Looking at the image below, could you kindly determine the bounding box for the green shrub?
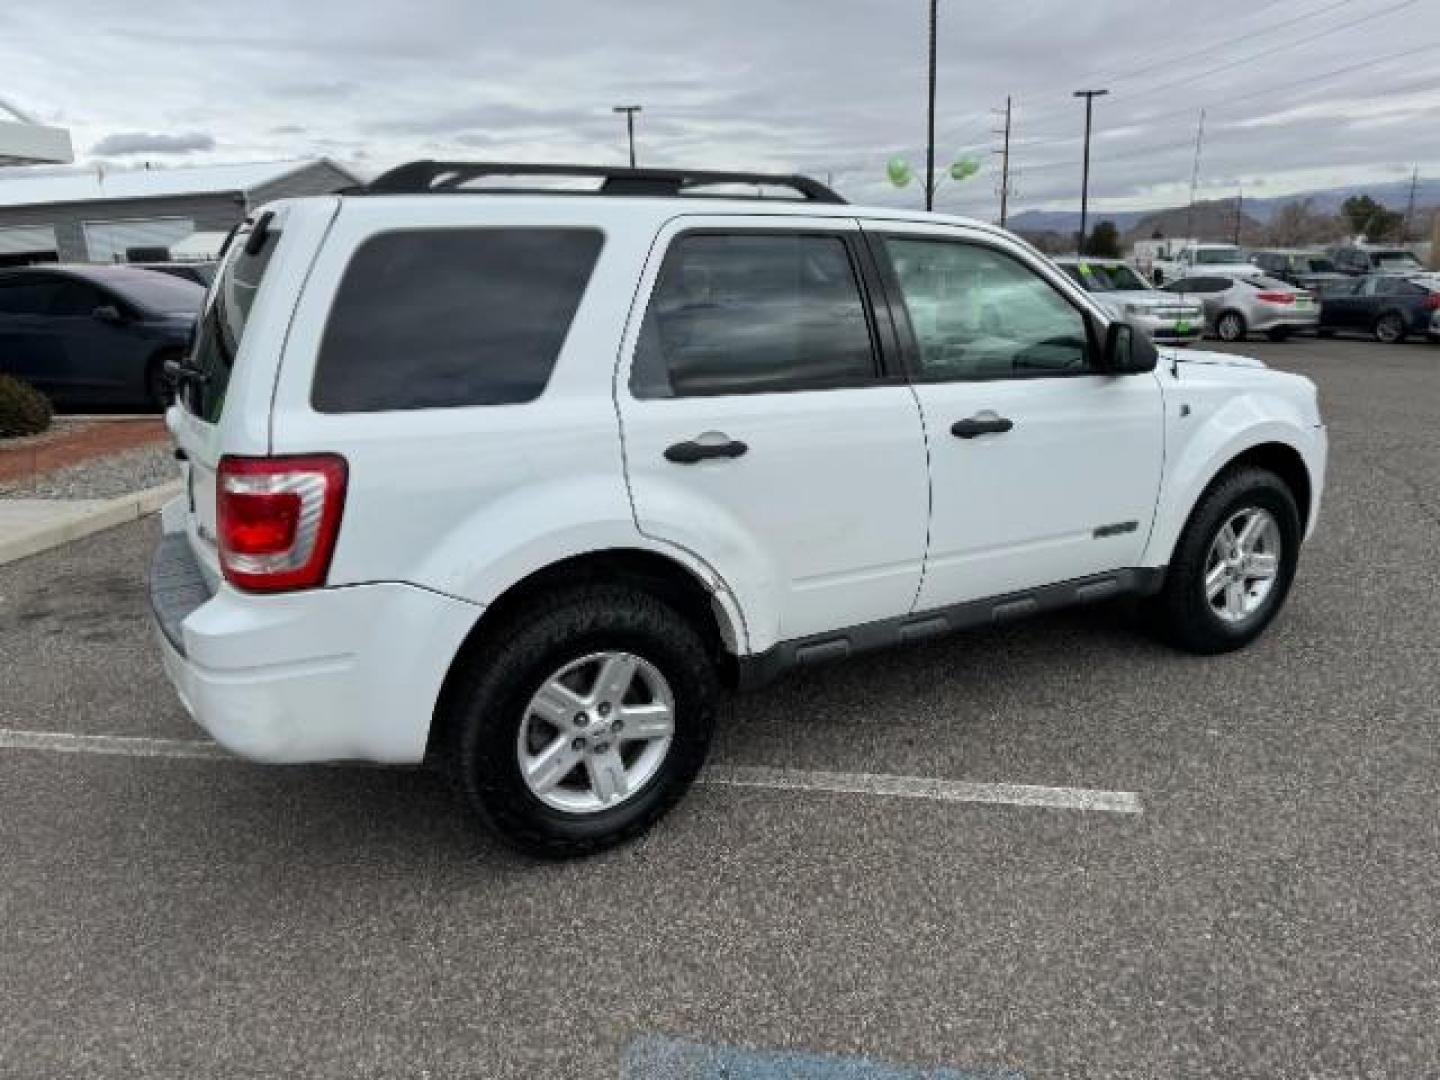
[0,374,53,438]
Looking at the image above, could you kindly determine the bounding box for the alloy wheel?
[1203,507,1282,624]
[516,651,675,814]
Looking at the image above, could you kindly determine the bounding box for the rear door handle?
[664,435,749,464]
[951,416,1014,439]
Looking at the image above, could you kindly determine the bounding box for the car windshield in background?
[1194,249,1245,265]
[1065,263,1149,292]
[109,271,205,315]
[1304,257,1336,273]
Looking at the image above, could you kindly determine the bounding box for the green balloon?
[949,157,980,181]
[886,157,913,188]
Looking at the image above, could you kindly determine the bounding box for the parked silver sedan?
[1163,273,1319,342]
[1054,257,1204,345]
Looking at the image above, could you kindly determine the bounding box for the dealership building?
[0,158,356,267]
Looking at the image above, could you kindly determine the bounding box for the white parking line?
[0,729,1142,815]
[705,765,1142,814]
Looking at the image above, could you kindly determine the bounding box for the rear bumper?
[149,507,481,764]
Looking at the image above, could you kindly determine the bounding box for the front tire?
[442,584,720,858]
[1216,311,1247,342]
[1148,467,1301,654]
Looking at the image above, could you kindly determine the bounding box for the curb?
[0,479,183,567]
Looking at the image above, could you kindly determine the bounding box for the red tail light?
[1255,291,1294,305]
[1423,293,1440,311]
[217,455,347,593]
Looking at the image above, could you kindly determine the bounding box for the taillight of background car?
[217,455,347,592]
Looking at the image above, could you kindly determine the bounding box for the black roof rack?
[360,160,846,204]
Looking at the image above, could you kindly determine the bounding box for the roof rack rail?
[360,160,846,204]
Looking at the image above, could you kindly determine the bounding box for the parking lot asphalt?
[1,337,1437,1078]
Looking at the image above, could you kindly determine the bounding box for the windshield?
[1374,251,1423,270]
[1303,256,1336,273]
[1194,247,1245,265]
[1064,262,1150,292]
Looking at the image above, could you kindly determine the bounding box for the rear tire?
[442,584,721,858]
[1216,311,1247,342]
[1148,467,1301,655]
[1374,312,1406,345]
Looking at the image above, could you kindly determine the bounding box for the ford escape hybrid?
[151,161,1327,857]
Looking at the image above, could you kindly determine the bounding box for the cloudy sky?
[2,0,1437,216]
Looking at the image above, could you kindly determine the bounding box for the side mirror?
[1100,320,1158,375]
[92,304,123,323]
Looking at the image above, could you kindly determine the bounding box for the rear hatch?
[168,199,337,583]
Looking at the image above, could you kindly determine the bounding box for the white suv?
[151,162,1327,857]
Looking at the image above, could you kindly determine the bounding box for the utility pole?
[992,95,1013,227]
[612,105,642,167]
[925,0,938,211]
[1185,108,1206,241]
[1403,165,1419,241]
[1073,89,1107,252]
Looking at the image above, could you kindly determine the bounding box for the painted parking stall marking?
[622,1035,1025,1079]
[0,729,1142,815]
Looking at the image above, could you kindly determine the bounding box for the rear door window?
[629,232,877,398]
[184,224,282,423]
[312,228,603,413]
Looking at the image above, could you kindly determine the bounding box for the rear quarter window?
[312,228,603,413]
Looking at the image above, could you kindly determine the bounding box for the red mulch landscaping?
[0,418,168,485]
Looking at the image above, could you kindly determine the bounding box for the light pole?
[925,0,938,211]
[612,105,642,168]
[1073,88,1107,252]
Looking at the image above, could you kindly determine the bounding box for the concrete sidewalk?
[0,480,180,566]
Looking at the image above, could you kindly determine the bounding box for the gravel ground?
[0,441,177,500]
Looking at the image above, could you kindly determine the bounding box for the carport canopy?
[0,99,73,165]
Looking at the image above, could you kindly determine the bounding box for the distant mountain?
[1009,177,1440,238]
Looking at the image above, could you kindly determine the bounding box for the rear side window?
[312,228,603,413]
[629,233,876,398]
[185,226,281,423]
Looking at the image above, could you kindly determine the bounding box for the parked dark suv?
[0,265,203,409]
[1327,244,1426,277]
[1318,273,1440,344]
[1250,249,1348,292]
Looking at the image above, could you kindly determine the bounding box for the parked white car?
[1054,256,1204,344]
[151,162,1328,856]
[1152,243,1259,287]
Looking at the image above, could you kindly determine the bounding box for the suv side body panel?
[613,214,932,653]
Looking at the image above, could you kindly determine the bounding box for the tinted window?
[630,233,875,398]
[1173,276,1229,293]
[185,224,283,423]
[0,280,48,315]
[109,271,204,314]
[1376,277,1423,297]
[885,238,1091,380]
[1243,275,1292,292]
[46,281,106,317]
[314,228,603,412]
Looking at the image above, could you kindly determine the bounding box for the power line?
[1101,0,1356,87]
[1140,0,1420,100]
[1013,39,1440,158]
